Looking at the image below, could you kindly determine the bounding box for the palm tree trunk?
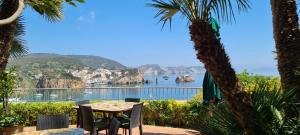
[189,20,258,135]
[270,0,300,118]
[0,0,19,74]
[270,0,300,100]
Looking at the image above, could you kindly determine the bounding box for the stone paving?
[23,125,201,135]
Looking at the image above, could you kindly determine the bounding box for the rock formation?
[175,75,195,83]
[36,73,85,88]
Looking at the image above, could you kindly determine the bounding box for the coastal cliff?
[36,74,85,88]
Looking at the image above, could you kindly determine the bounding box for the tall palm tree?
[149,0,258,134]
[0,0,84,77]
[270,0,300,106]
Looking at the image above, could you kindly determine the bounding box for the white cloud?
[76,11,96,24]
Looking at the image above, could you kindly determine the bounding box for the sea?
[13,74,204,102]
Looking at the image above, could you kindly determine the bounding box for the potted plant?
[0,114,24,135]
[0,67,24,134]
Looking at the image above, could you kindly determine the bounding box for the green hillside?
[7,53,127,88]
[8,53,126,70]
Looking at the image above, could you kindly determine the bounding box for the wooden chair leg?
[139,125,143,135]
[76,110,80,128]
[129,129,132,135]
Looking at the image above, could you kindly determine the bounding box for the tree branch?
[0,0,24,25]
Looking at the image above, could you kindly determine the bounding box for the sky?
[22,0,278,75]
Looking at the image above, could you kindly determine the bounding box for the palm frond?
[148,0,181,29]
[24,0,84,22]
[11,38,28,58]
[25,0,64,22]
[11,16,28,58]
[149,0,251,29]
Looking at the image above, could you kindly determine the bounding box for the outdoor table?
[74,101,139,113]
[73,101,141,127]
[14,128,84,135]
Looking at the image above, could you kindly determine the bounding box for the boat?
[162,75,169,80]
[35,93,43,97]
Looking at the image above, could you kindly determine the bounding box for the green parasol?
[203,71,222,105]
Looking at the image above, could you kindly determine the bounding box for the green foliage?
[198,82,300,135]
[10,16,28,59]
[24,0,84,22]
[143,98,208,129]
[0,67,17,114]
[0,67,16,99]
[149,0,251,29]
[0,114,23,128]
[2,102,77,126]
[237,70,281,93]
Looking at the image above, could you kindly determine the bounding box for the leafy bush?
[0,114,23,128]
[0,102,77,126]
[198,83,300,135]
[237,71,281,93]
[143,97,208,129]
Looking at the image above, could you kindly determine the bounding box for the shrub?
[1,102,77,126]
[143,97,208,130]
[0,114,23,128]
[198,83,300,135]
[237,71,281,93]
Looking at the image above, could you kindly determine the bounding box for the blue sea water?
[15,74,204,102]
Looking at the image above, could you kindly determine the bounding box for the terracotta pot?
[0,125,24,135]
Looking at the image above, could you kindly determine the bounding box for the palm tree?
[0,0,84,77]
[270,0,300,107]
[149,0,258,134]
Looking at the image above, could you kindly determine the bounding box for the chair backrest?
[108,117,120,135]
[76,100,90,105]
[76,100,90,128]
[125,98,140,102]
[36,114,69,130]
[129,103,143,128]
[79,105,94,132]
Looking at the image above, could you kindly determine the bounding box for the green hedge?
[2,102,77,126]
[0,98,206,130]
[143,96,206,129]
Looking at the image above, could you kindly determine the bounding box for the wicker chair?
[108,118,120,135]
[125,98,140,102]
[123,98,141,117]
[119,103,144,135]
[79,105,109,135]
[76,100,90,106]
[36,114,69,131]
[76,100,90,128]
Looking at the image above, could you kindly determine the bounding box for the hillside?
[8,53,141,88]
[8,53,126,70]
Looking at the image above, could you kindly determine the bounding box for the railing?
[11,87,202,102]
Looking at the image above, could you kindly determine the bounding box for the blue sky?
[22,0,278,75]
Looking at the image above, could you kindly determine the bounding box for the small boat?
[50,94,58,98]
[84,91,92,94]
[35,93,43,97]
[162,75,169,80]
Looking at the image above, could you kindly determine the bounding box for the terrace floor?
[23,125,201,135]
